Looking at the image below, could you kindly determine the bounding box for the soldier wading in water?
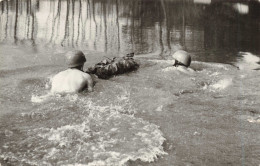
[51,51,139,93]
[171,50,194,72]
[51,50,94,93]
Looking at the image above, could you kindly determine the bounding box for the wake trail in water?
[1,87,167,166]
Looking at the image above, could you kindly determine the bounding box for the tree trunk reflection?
[0,0,259,57]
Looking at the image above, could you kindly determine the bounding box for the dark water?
[0,0,260,63]
[0,0,260,166]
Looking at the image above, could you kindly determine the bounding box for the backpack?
[86,53,139,79]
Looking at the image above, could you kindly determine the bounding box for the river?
[0,0,260,165]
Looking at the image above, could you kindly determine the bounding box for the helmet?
[65,50,86,68]
[172,50,191,67]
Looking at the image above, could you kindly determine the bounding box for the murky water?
[0,0,260,166]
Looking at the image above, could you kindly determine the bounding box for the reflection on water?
[0,0,259,62]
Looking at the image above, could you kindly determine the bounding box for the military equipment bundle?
[86,53,139,79]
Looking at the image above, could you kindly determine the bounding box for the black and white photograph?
[0,0,259,165]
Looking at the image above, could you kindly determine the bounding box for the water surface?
[0,0,260,165]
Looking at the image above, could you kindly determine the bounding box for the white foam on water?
[31,78,56,103]
[31,87,80,104]
[235,52,260,70]
[31,93,53,103]
[148,59,175,64]
[192,61,230,71]
[162,66,179,72]
[65,93,80,102]
[210,78,233,91]
[162,66,194,74]
[1,99,167,166]
[210,64,229,70]
[241,52,260,63]
[247,116,260,124]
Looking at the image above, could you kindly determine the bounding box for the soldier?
[171,50,194,72]
[51,50,94,93]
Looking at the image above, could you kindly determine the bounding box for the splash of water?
[210,78,233,91]
[235,52,260,70]
[1,95,167,166]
